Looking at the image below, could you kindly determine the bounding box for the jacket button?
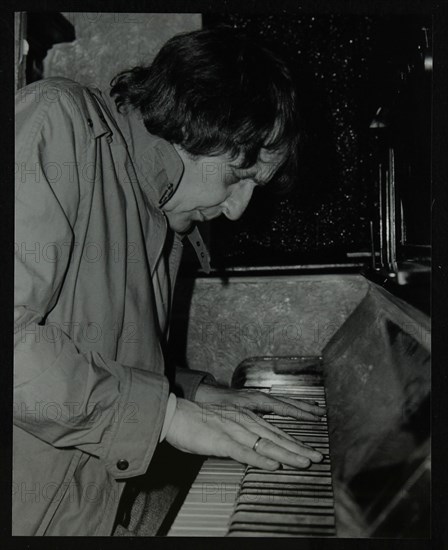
[116,459,129,471]
[87,118,93,127]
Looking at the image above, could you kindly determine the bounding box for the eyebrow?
[230,166,268,186]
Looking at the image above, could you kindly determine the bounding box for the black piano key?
[240,486,333,496]
[230,510,336,526]
[245,466,331,476]
[237,493,334,507]
[235,503,334,515]
[243,472,333,485]
[228,525,335,536]
[245,466,327,474]
[240,489,333,499]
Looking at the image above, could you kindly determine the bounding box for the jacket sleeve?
[174,366,217,401]
[14,79,168,480]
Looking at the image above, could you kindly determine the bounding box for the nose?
[221,181,256,221]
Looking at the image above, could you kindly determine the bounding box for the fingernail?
[297,457,310,467]
[266,459,280,469]
[312,452,323,462]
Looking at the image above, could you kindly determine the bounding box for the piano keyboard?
[167,384,336,537]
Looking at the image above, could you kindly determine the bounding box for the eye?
[224,169,241,187]
[232,166,254,179]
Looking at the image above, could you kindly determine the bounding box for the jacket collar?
[98,91,184,207]
[96,89,211,273]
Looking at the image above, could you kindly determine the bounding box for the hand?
[194,384,326,422]
[165,398,323,471]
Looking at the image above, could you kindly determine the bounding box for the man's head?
[111,27,300,233]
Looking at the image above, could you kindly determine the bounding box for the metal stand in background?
[367,24,431,295]
[377,147,399,280]
[15,12,28,91]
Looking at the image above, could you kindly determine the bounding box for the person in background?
[14,27,325,536]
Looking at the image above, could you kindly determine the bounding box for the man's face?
[162,146,286,234]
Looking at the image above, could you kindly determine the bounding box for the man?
[14,27,325,536]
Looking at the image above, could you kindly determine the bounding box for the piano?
[115,275,430,538]
[161,275,430,538]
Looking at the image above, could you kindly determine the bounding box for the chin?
[167,218,195,234]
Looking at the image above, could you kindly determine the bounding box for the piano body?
[127,273,430,538]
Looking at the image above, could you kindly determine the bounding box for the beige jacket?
[14,77,212,535]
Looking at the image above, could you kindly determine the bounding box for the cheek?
[201,185,231,207]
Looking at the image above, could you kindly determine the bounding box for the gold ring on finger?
[252,436,263,452]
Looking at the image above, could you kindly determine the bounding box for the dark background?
[199,14,432,269]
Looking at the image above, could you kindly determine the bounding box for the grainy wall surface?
[169,274,369,385]
[44,13,201,90]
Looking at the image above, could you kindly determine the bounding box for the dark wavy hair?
[110,27,301,191]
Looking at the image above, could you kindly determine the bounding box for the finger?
[239,391,325,418]
[233,410,323,463]
[260,430,323,463]
[265,432,323,463]
[253,437,312,469]
[243,410,320,454]
[225,439,280,471]
[253,397,324,422]
[239,409,297,442]
[230,406,324,461]
[274,396,326,416]
[264,396,326,421]
[202,401,321,426]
